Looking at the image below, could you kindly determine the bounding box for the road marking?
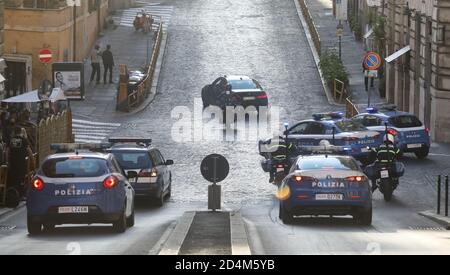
[148,221,177,255]
[72,119,121,143]
[429,153,450,157]
[230,212,252,255]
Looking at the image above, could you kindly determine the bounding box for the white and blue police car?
[26,144,135,235]
[352,106,430,159]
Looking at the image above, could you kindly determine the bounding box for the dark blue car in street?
[278,154,372,225]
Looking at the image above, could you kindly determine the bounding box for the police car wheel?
[155,190,164,207]
[415,148,429,159]
[113,210,127,233]
[27,217,42,235]
[127,206,135,227]
[166,183,172,199]
[354,208,372,226]
[280,204,294,225]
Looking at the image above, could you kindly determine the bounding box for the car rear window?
[335,120,367,132]
[388,115,422,128]
[111,151,153,170]
[42,157,109,178]
[228,80,258,90]
[297,157,359,171]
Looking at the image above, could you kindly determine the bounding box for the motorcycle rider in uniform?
[368,133,401,192]
[261,137,295,183]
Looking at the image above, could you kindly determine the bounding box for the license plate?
[243,96,255,101]
[276,167,284,172]
[58,206,89,214]
[380,170,389,179]
[407,143,422,149]
[315,194,343,201]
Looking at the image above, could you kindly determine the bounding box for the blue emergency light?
[366,107,378,114]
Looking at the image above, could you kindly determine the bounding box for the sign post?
[363,52,382,107]
[201,154,229,211]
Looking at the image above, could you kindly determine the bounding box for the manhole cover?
[408,226,448,231]
[0,225,17,231]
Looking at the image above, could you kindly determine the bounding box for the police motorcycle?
[364,124,405,202]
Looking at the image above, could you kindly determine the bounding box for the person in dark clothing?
[90,45,101,84]
[102,45,115,84]
[6,126,34,197]
[363,59,374,91]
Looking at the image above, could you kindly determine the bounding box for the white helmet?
[384,133,395,144]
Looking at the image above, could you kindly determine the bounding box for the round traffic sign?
[39,48,53,64]
[364,52,382,70]
[200,154,229,183]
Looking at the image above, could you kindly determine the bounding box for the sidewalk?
[70,9,157,121]
[304,0,385,108]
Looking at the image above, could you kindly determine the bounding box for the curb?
[116,30,169,117]
[159,211,196,255]
[419,211,450,229]
[0,202,25,220]
[293,0,344,107]
[230,211,252,255]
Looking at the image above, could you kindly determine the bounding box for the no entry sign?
[39,49,53,64]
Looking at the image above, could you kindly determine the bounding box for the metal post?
[446,176,449,217]
[437,175,441,214]
[338,20,342,60]
[73,4,77,61]
[368,86,372,107]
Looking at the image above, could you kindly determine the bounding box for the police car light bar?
[298,143,352,155]
[312,112,344,121]
[108,138,152,146]
[50,143,111,153]
[366,107,378,114]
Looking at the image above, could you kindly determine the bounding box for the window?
[111,151,153,170]
[335,120,367,132]
[363,116,382,127]
[304,122,325,135]
[150,150,164,166]
[228,80,258,90]
[289,122,309,135]
[388,115,422,128]
[41,158,109,178]
[297,157,359,171]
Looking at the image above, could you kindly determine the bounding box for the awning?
[385,45,411,63]
[363,28,374,39]
[2,88,67,103]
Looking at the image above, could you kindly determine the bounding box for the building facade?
[3,0,108,96]
[0,0,6,98]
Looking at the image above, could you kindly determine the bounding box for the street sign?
[364,52,382,71]
[201,154,229,183]
[39,49,53,64]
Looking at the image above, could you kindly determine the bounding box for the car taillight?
[425,128,430,135]
[256,93,268,99]
[103,176,119,189]
[346,176,366,182]
[276,164,284,169]
[32,178,45,191]
[139,169,157,178]
[387,128,398,136]
[292,175,314,183]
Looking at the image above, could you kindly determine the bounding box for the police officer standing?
[6,126,34,199]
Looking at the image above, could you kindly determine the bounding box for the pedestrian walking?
[102,45,115,84]
[90,45,101,84]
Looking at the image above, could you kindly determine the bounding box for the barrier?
[333,79,347,103]
[298,0,321,56]
[117,19,164,112]
[345,97,359,118]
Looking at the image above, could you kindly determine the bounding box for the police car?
[352,106,430,159]
[277,144,372,225]
[26,144,135,235]
[107,138,173,206]
[259,112,383,163]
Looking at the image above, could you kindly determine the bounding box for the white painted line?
[159,211,196,255]
[148,221,177,255]
[429,153,450,157]
[230,212,252,255]
[72,119,121,127]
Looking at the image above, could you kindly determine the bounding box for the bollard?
[438,175,442,215]
[446,176,449,217]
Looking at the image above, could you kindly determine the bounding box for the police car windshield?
[388,115,422,128]
[42,158,109,178]
[228,80,258,90]
[334,120,366,132]
[111,151,153,170]
[297,157,359,171]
